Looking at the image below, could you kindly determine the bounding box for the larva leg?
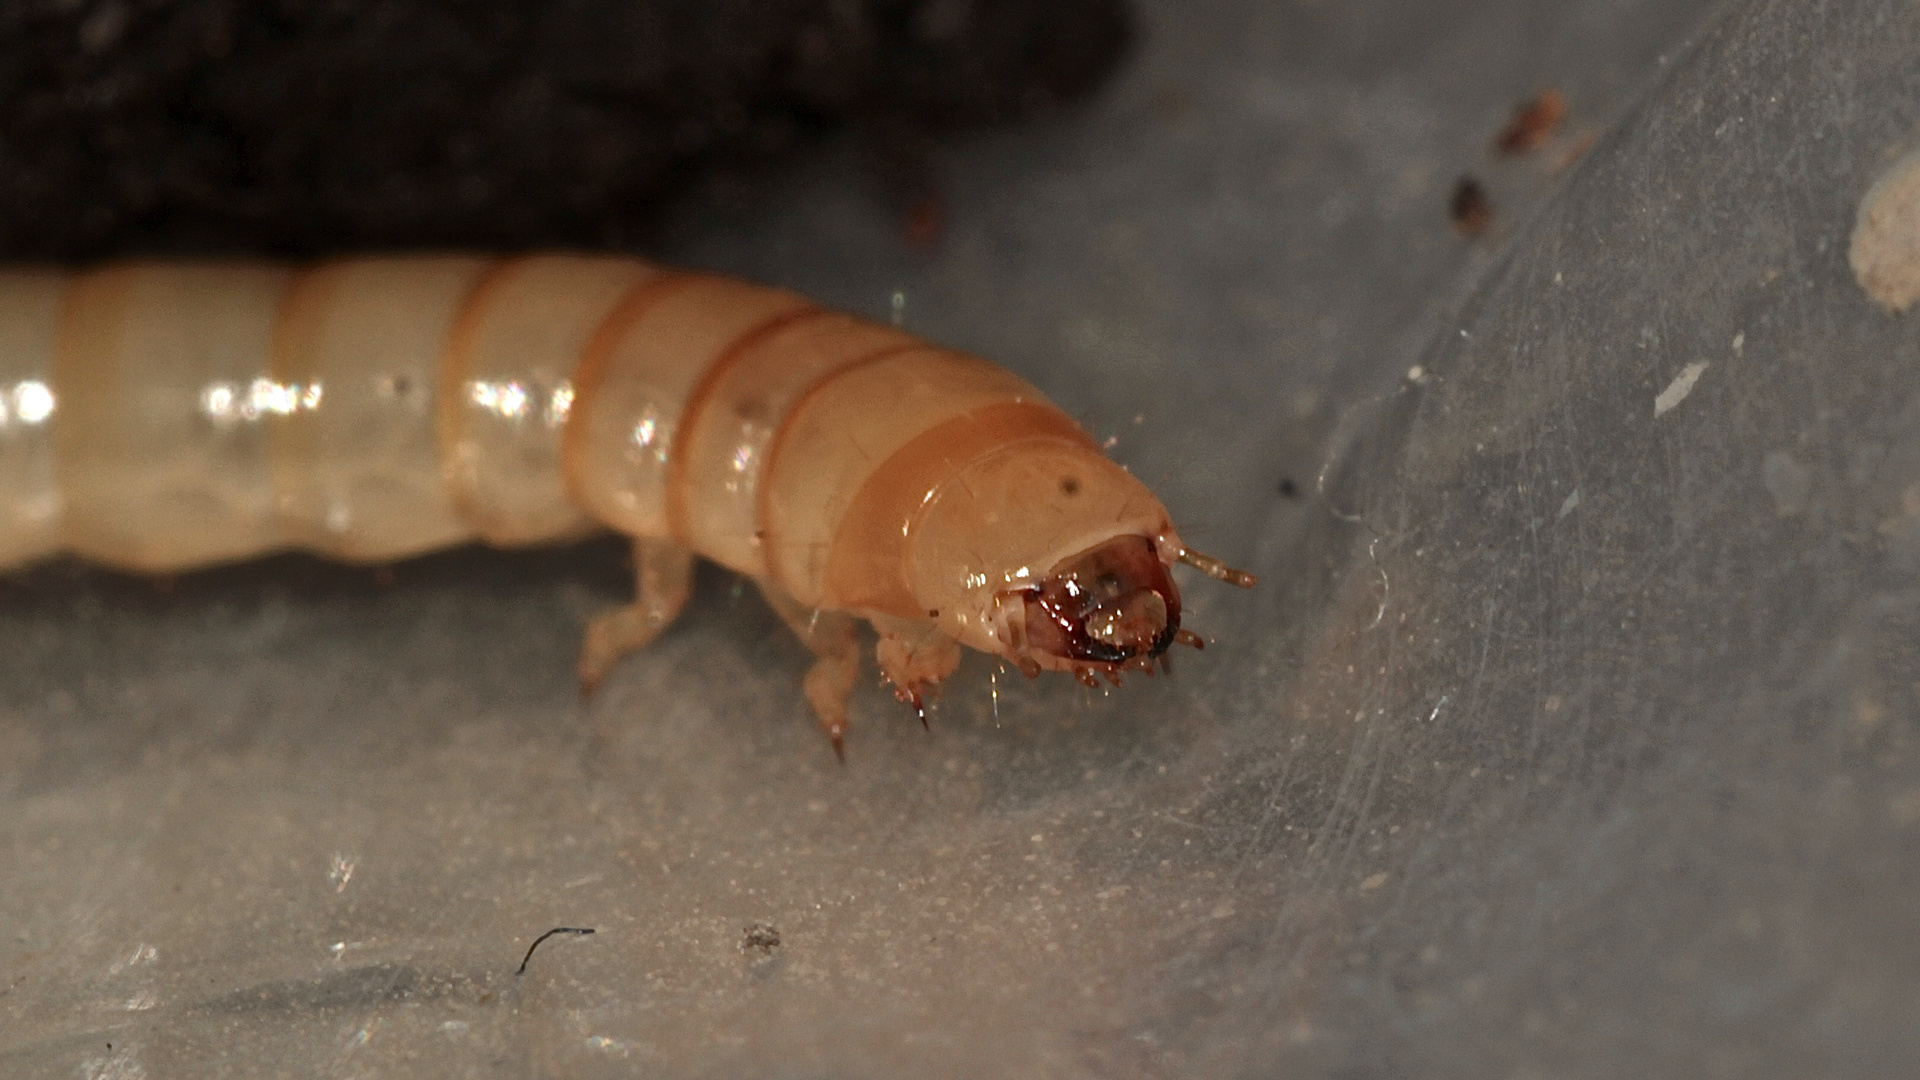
[870,617,962,727]
[578,537,696,693]
[757,583,863,761]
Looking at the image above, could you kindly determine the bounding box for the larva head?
[1015,535,1182,666]
[904,438,1193,671]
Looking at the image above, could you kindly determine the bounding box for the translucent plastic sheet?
[9,0,1919,1076]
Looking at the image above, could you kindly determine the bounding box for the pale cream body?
[0,255,1182,699]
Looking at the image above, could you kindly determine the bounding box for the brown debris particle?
[1448,176,1494,237]
[742,923,782,954]
[1494,88,1567,155]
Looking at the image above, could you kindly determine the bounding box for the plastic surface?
[7,0,1919,1076]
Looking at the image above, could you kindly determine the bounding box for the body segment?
[0,254,1253,753]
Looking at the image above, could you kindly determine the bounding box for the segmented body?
[0,254,1250,754]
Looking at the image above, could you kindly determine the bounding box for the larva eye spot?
[1017,535,1182,665]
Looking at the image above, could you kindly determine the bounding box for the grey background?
[7,0,1919,1076]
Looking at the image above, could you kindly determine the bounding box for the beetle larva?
[0,254,1253,756]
